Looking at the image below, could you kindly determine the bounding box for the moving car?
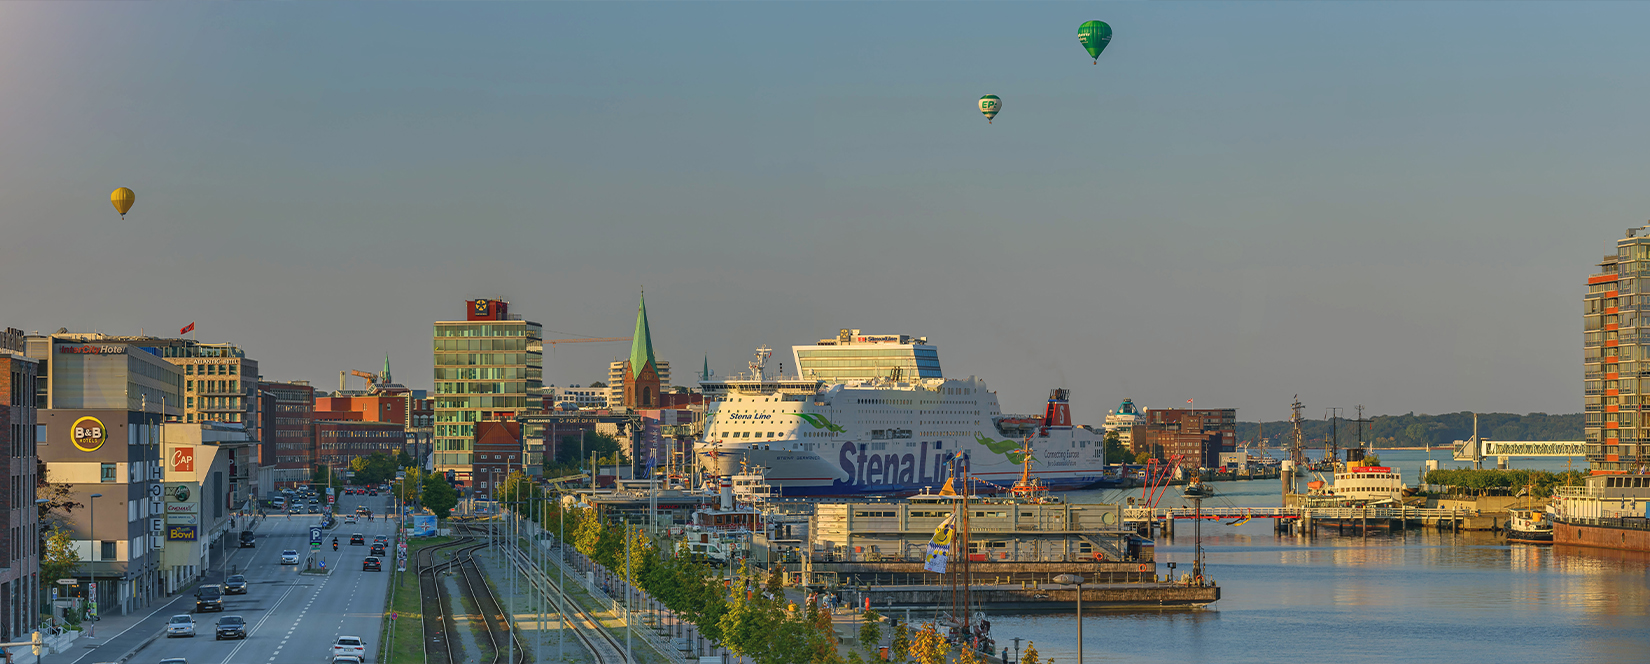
[239,530,256,548]
[332,635,367,660]
[350,534,365,546]
[160,659,189,664]
[345,516,358,524]
[214,615,247,640]
[329,657,364,664]
[281,549,301,565]
[195,585,223,612]
[363,556,381,571]
[166,614,196,638]
[223,575,248,594]
[370,544,386,556]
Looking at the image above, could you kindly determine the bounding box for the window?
[100,541,116,561]
[100,463,116,483]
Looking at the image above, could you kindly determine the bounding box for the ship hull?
[701,445,1113,496]
[1554,519,1650,551]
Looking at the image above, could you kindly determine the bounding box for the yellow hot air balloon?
[111,187,135,219]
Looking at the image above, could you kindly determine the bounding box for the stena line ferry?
[694,333,1115,496]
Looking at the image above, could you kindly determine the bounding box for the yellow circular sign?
[71,416,107,452]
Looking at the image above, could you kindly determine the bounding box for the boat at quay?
[1551,472,1650,550]
[695,335,1117,497]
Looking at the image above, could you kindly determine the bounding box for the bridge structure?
[1452,438,1587,462]
[1124,505,1471,522]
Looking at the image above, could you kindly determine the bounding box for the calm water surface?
[978,451,1647,663]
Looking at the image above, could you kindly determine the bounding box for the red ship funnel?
[1043,388,1072,429]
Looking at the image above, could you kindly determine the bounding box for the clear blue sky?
[3,2,1645,423]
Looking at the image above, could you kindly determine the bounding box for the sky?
[2,2,1646,424]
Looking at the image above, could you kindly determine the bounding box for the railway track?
[416,537,476,664]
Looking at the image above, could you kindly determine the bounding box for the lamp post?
[1053,574,1084,664]
[88,493,103,637]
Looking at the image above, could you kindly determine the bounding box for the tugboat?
[1506,507,1554,544]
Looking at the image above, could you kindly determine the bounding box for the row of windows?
[187,380,240,394]
[433,324,540,338]
[434,382,533,396]
[434,353,539,367]
[184,362,240,376]
[188,396,243,410]
[435,367,534,380]
[433,338,530,352]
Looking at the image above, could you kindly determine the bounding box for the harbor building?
[471,420,524,490]
[1584,226,1650,471]
[794,329,940,383]
[1129,408,1236,468]
[608,294,666,409]
[432,299,544,483]
[0,329,41,643]
[257,381,315,487]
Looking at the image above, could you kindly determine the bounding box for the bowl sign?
[172,447,195,472]
[71,417,107,452]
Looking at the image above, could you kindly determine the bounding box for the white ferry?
[696,337,1114,497]
[1330,464,1405,504]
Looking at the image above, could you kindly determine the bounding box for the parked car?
[363,556,381,571]
[195,585,223,612]
[223,575,248,594]
[281,549,301,565]
[331,635,367,660]
[350,534,365,546]
[214,615,247,640]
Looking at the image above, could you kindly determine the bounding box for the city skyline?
[8,3,1650,423]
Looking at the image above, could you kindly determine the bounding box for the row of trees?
[1423,468,1587,497]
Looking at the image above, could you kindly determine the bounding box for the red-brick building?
[258,381,315,486]
[313,412,406,472]
[472,420,523,492]
[1129,408,1237,469]
[0,328,41,643]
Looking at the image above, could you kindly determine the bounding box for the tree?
[40,523,79,589]
[398,467,424,504]
[589,381,608,388]
[955,647,984,664]
[909,624,949,664]
[396,450,415,468]
[1133,451,1153,465]
[421,473,458,518]
[1102,431,1130,465]
[1022,641,1041,664]
[37,460,82,524]
[858,609,882,659]
[888,621,910,663]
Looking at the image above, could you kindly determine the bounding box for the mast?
[1289,396,1306,471]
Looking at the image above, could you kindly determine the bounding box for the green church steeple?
[630,292,656,379]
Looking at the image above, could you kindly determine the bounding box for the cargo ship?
[695,334,1116,496]
[1550,472,1650,550]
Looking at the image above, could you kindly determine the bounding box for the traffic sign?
[309,526,322,544]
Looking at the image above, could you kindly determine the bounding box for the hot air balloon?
[110,188,135,219]
[1078,20,1112,64]
[979,95,1001,124]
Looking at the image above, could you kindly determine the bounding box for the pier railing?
[1561,516,1650,532]
[1124,506,1475,521]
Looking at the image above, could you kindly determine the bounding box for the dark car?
[368,491,378,497]
[195,585,224,612]
[362,556,381,571]
[369,544,386,556]
[223,575,248,595]
[350,534,365,545]
[238,530,255,548]
[214,615,247,640]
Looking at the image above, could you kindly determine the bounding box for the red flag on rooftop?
[180,322,195,335]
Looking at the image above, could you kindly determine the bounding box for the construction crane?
[350,370,381,393]
[543,336,630,347]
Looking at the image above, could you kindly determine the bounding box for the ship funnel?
[1043,388,1072,429]
[719,475,733,511]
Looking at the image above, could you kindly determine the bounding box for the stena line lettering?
[837,441,931,487]
[725,413,773,421]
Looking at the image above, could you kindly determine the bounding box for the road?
[59,490,398,664]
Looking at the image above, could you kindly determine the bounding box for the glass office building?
[433,311,543,476]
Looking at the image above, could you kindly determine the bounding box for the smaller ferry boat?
[1506,507,1554,544]
[1330,463,1404,504]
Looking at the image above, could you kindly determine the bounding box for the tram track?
[415,536,476,664]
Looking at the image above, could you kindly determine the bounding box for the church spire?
[629,291,656,379]
[382,353,392,384]
[700,353,711,382]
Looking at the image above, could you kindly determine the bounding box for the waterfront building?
[793,329,940,383]
[257,381,315,487]
[1128,408,1236,468]
[608,294,666,409]
[432,299,544,483]
[0,329,41,643]
[159,423,240,594]
[1583,226,1650,470]
[471,420,523,491]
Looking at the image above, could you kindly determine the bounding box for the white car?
[281,549,300,565]
[166,614,196,638]
[331,635,366,660]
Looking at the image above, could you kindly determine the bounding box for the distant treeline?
[1236,412,1583,449]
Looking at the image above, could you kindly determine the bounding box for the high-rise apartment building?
[433,299,543,482]
[1584,226,1650,470]
[0,328,41,643]
[793,329,941,383]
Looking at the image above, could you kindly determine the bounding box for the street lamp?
[88,493,103,637]
[1053,574,1084,664]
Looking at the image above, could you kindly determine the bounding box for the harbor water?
[980,450,1648,663]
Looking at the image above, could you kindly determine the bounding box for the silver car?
[281,549,301,565]
[166,614,196,638]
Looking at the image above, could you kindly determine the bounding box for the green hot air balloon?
[979,95,1001,124]
[1078,20,1113,64]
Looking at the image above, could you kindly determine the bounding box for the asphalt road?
[66,490,398,664]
